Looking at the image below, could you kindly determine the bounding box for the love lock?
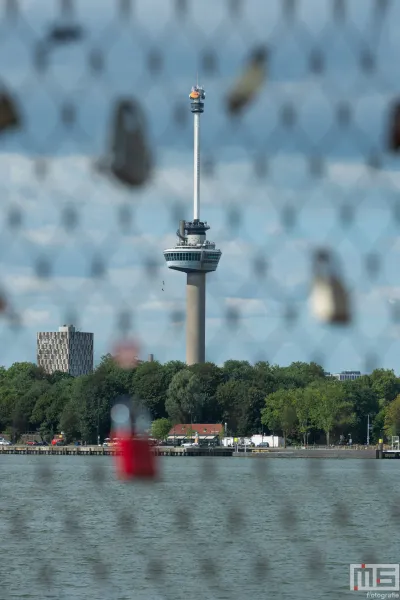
[388,100,400,152]
[97,99,152,188]
[226,46,268,116]
[111,397,157,481]
[0,88,21,134]
[310,248,351,325]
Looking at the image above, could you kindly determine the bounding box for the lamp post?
[97,397,100,446]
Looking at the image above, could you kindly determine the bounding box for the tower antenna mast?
[191,79,205,220]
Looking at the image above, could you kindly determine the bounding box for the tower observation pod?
[163,84,222,365]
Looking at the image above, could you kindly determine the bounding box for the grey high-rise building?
[37,325,94,377]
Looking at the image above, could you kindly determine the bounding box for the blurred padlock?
[96,99,152,187]
[388,100,400,151]
[0,89,20,134]
[47,23,84,44]
[111,398,156,481]
[310,249,351,324]
[226,46,268,116]
[0,295,7,314]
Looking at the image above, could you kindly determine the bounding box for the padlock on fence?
[110,396,157,481]
[388,100,400,152]
[96,98,152,188]
[0,88,21,134]
[310,248,351,325]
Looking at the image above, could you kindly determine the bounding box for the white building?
[331,370,363,381]
[251,435,284,448]
[221,435,284,448]
[37,324,93,377]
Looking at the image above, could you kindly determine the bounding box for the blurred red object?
[114,433,157,480]
[112,339,140,369]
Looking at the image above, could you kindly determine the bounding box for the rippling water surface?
[0,455,398,600]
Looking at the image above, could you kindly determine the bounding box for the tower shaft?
[193,113,200,220]
[186,272,206,364]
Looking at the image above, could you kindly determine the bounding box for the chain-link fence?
[1,0,400,598]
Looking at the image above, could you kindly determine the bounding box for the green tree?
[187,362,224,422]
[309,381,354,446]
[252,361,276,394]
[47,371,74,385]
[162,360,186,385]
[273,361,326,390]
[368,369,400,406]
[32,378,74,441]
[6,362,46,383]
[166,369,206,423]
[59,397,82,442]
[216,380,244,433]
[292,387,316,446]
[341,379,379,444]
[217,380,265,436]
[131,361,168,419]
[12,379,52,439]
[222,360,253,382]
[384,395,400,438]
[0,384,17,437]
[71,361,130,443]
[261,388,297,447]
[151,418,172,441]
[372,408,386,443]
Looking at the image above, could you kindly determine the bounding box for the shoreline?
[0,445,386,459]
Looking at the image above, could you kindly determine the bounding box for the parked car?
[0,438,11,445]
[257,442,270,448]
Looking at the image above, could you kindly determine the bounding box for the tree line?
[0,357,399,445]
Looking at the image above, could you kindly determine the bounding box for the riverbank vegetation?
[0,357,399,444]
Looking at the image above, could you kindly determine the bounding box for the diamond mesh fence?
[0,0,400,599]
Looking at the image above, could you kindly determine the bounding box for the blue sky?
[0,0,400,373]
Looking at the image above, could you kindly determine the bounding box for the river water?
[0,455,398,600]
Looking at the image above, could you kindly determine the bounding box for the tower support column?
[186,272,206,364]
